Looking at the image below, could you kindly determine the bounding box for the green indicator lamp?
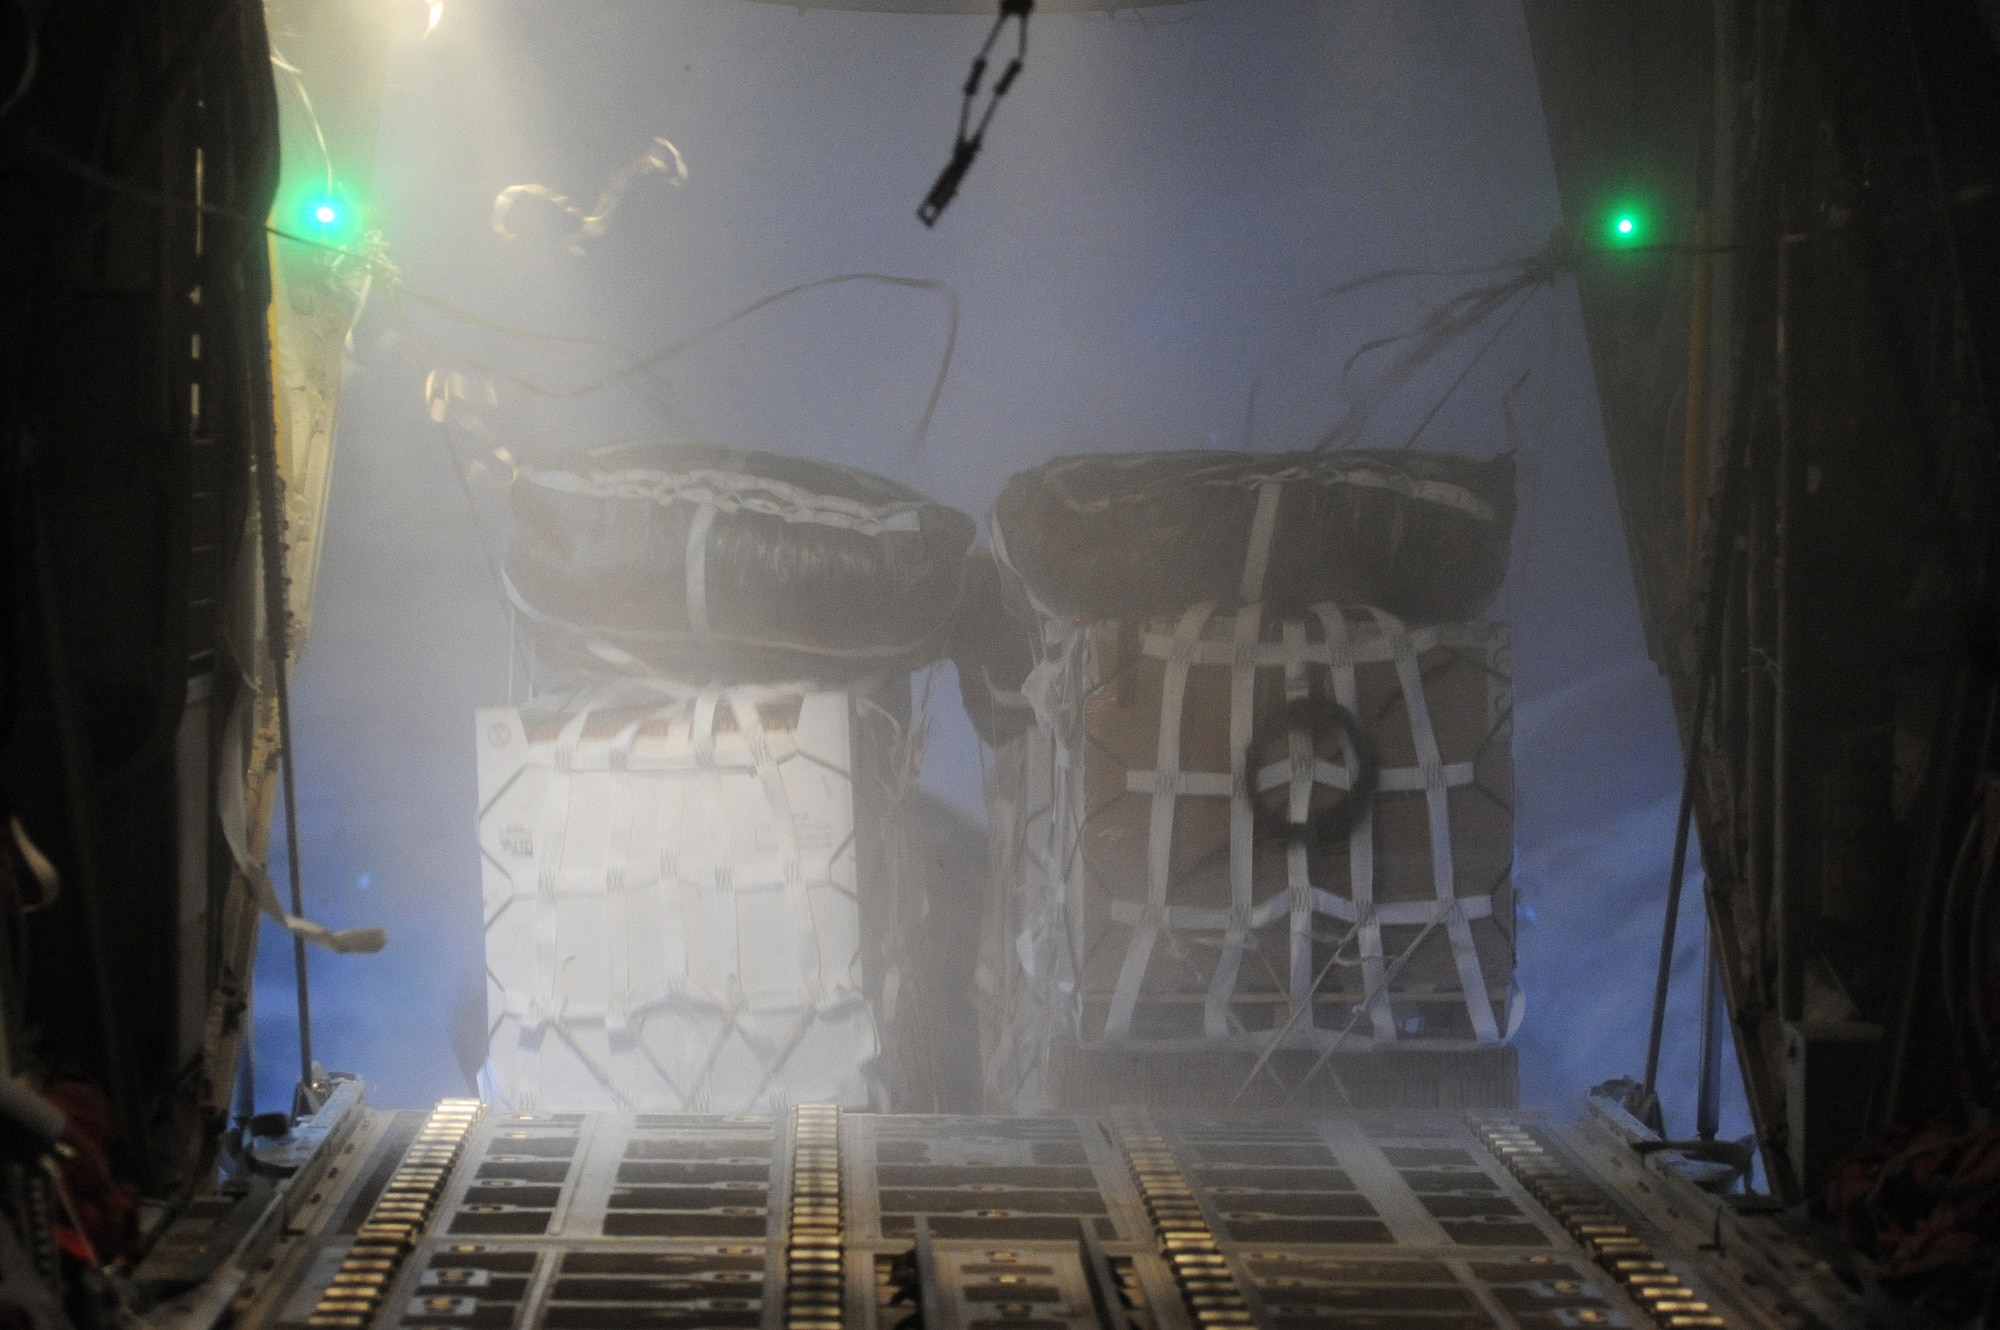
[283,183,362,248]
[1605,201,1648,249]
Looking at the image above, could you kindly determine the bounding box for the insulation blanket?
[475,688,892,1112]
[982,604,1519,1111]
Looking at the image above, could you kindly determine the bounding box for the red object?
[40,1082,141,1268]
[1823,1121,2000,1313]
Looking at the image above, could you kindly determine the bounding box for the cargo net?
[980,603,1521,1112]
[476,680,927,1113]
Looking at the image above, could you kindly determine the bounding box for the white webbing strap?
[1281,620,1315,1024]
[509,1021,627,1112]
[1238,481,1283,604]
[1201,481,1279,1037]
[602,762,640,1105]
[748,1005,818,1105]
[1313,463,1494,520]
[686,687,735,1109]
[685,502,718,639]
[1304,893,1496,926]
[1366,608,1500,1044]
[1104,601,1215,1040]
[731,687,824,999]
[529,466,927,535]
[691,689,721,768]
[1051,697,1086,1040]
[1110,892,1306,933]
[1313,606,1395,1041]
[1204,602,1264,1037]
[517,708,593,1106]
[686,975,747,1113]
[1005,661,1080,1085]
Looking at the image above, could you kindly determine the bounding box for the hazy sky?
[256,0,1747,1140]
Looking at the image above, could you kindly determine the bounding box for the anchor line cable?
[917,0,1031,226]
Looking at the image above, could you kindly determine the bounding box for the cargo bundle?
[479,445,974,1114]
[970,448,1521,1113]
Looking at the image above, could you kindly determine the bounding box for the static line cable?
[1400,281,1540,449]
[1636,549,1720,1120]
[918,0,1031,227]
[250,323,318,1109]
[1310,231,1577,452]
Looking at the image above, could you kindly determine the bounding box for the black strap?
[918,0,1032,227]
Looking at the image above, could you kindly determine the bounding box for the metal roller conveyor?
[180,1097,1851,1330]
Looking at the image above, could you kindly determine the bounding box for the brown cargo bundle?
[1071,605,1515,1049]
[976,449,1519,1113]
[977,602,1518,1111]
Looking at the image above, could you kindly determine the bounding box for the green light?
[274,183,367,250]
[1605,200,1649,248]
[1617,217,1634,234]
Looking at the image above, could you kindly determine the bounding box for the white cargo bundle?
[475,685,890,1113]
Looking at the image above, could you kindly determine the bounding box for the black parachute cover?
[508,443,976,683]
[993,449,1514,625]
